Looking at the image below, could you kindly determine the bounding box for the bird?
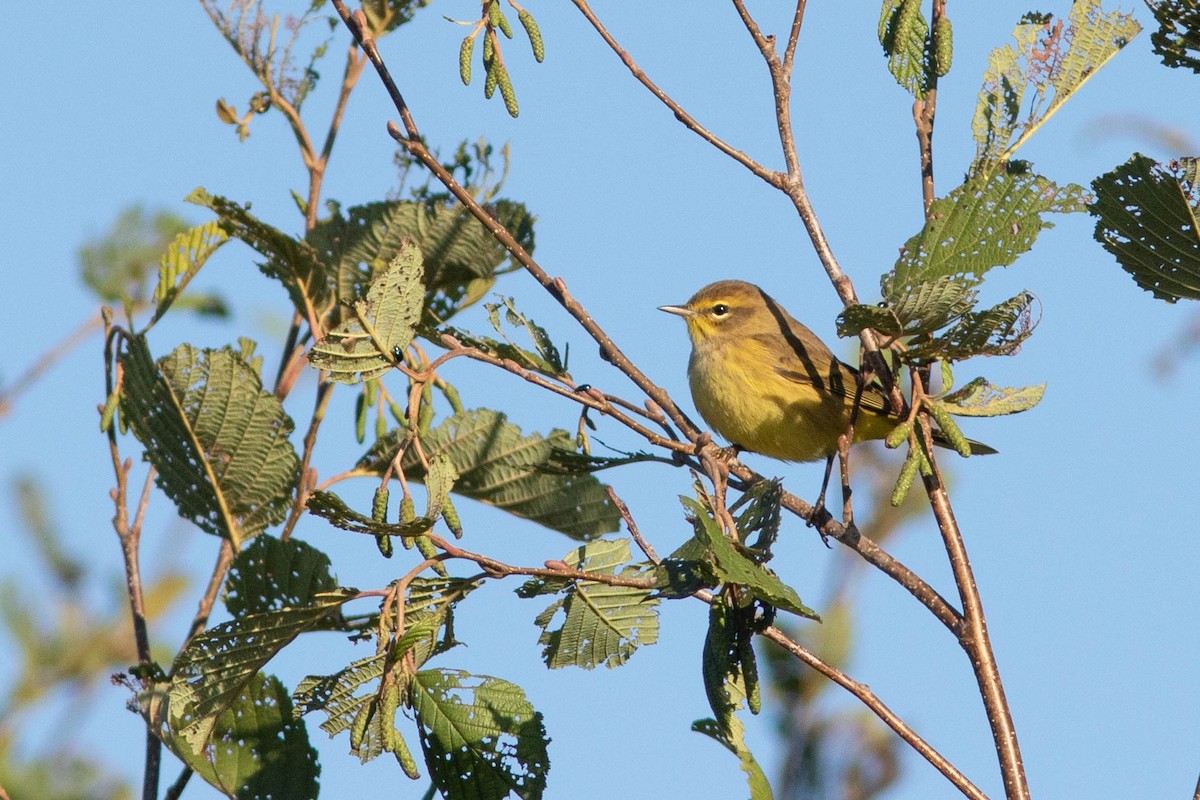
[659,279,993,465]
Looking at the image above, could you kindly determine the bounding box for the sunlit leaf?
[164,672,319,800]
[410,669,549,800]
[971,2,1140,177]
[119,337,300,548]
[941,378,1045,416]
[517,539,659,670]
[152,221,229,324]
[360,409,620,540]
[308,241,424,383]
[878,0,930,98]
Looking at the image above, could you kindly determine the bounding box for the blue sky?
[3,2,1199,799]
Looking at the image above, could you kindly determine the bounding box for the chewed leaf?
[942,378,1045,416]
[224,535,339,617]
[971,3,1140,176]
[518,539,659,670]
[410,669,549,800]
[1091,154,1200,302]
[309,240,425,383]
[163,673,319,800]
[905,292,1039,363]
[1147,0,1200,73]
[119,337,300,548]
[360,409,620,540]
[152,221,228,324]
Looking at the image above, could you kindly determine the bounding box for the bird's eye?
[711,303,730,316]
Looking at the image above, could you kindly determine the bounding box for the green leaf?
[360,409,621,540]
[187,187,332,317]
[167,590,355,754]
[164,672,319,800]
[683,498,819,620]
[692,719,774,800]
[79,204,190,304]
[518,539,659,670]
[308,240,425,383]
[1147,0,1200,73]
[1091,153,1200,302]
[119,337,301,548]
[696,601,773,800]
[971,3,1141,177]
[539,448,667,474]
[731,479,783,554]
[905,291,1039,363]
[485,296,566,376]
[836,302,907,339]
[878,0,930,98]
[885,170,1085,311]
[223,535,339,617]
[410,669,549,800]
[307,198,535,323]
[306,490,441,538]
[941,378,1045,416]
[151,220,229,325]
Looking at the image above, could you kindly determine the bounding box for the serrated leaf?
[906,292,1038,363]
[941,378,1045,416]
[410,669,549,800]
[187,187,331,317]
[1091,153,1200,302]
[163,672,319,800]
[971,2,1141,177]
[152,221,229,324]
[360,409,620,540]
[683,498,818,620]
[1147,0,1200,72]
[307,198,535,323]
[836,303,906,338]
[885,170,1085,312]
[119,337,301,548]
[878,0,930,98]
[484,296,566,376]
[167,590,355,754]
[309,241,425,383]
[224,535,339,617]
[519,539,659,670]
[732,480,783,553]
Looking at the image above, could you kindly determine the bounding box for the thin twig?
[926,479,1029,800]
[569,0,780,187]
[184,539,236,647]
[163,766,194,800]
[281,379,335,541]
[607,486,660,564]
[327,0,698,446]
[761,625,989,800]
[0,312,103,418]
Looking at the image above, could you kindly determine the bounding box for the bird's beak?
[658,304,693,318]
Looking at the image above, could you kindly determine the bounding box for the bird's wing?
[756,331,894,416]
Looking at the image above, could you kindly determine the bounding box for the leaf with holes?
[905,291,1039,363]
[941,378,1046,417]
[167,590,355,754]
[223,535,339,618]
[360,409,620,540]
[119,337,300,548]
[163,672,319,800]
[1147,0,1200,72]
[152,221,229,324]
[309,240,425,383]
[878,0,931,98]
[517,539,659,670]
[1091,154,1200,302]
[188,187,332,318]
[411,669,549,800]
[971,3,1140,176]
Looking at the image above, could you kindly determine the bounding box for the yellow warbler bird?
[659,280,992,463]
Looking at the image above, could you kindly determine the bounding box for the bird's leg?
[837,432,856,531]
[809,454,836,540]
